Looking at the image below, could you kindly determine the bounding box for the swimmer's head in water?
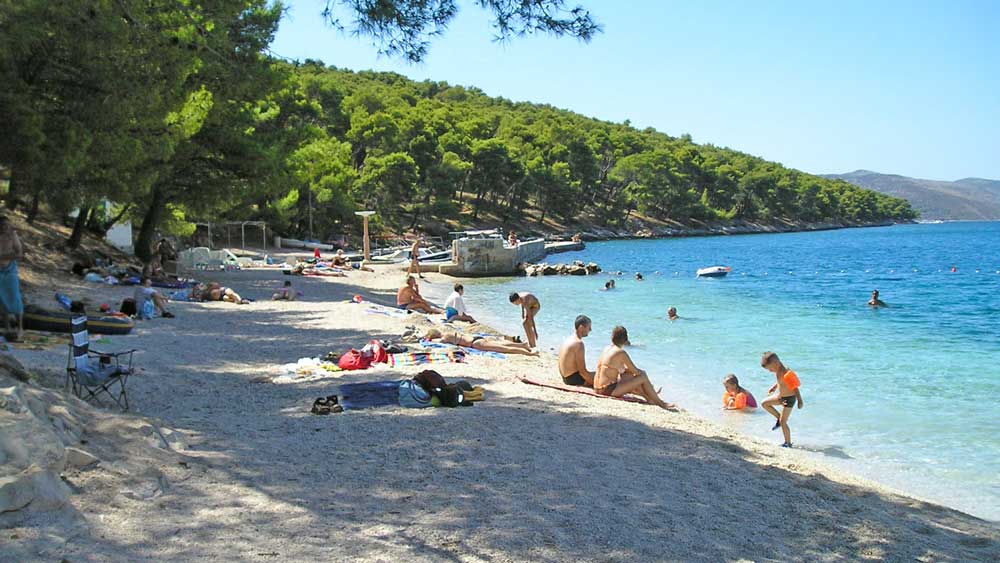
[872,289,879,297]
[667,307,677,318]
[605,281,612,289]
[611,325,630,346]
[635,273,644,280]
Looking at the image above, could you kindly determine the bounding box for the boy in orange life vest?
[760,352,803,448]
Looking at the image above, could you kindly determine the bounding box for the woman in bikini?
[594,326,676,410]
[195,282,249,304]
[425,329,539,356]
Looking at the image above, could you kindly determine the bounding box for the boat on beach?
[696,266,731,278]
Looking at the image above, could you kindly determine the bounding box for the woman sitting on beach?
[193,282,249,304]
[424,328,539,356]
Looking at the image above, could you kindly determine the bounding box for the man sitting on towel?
[558,315,595,387]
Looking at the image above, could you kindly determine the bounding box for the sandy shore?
[3,264,998,562]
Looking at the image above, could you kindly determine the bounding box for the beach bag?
[365,339,388,364]
[119,298,137,317]
[398,379,432,408]
[337,349,373,371]
[436,383,474,408]
[413,369,447,394]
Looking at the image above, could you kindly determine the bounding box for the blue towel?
[0,261,23,316]
[338,380,403,410]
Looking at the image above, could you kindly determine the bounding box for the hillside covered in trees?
[0,1,916,263]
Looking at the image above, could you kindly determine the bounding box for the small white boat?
[696,266,731,278]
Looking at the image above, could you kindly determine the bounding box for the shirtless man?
[867,289,887,307]
[594,326,675,410]
[667,307,679,320]
[509,291,540,348]
[397,275,441,314]
[558,315,594,387]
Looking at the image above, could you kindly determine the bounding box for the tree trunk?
[95,203,132,237]
[135,185,168,264]
[26,192,40,224]
[67,206,91,249]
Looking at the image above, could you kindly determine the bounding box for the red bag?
[337,349,373,371]
[368,339,388,364]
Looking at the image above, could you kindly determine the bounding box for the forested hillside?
[0,1,916,264]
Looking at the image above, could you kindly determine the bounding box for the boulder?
[65,447,99,468]
[568,266,588,276]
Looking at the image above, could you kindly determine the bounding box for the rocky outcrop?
[0,353,182,516]
[519,260,601,277]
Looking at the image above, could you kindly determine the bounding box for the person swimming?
[868,289,887,307]
[667,307,678,320]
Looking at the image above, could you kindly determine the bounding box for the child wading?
[760,352,803,447]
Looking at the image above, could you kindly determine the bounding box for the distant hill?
[823,170,1000,221]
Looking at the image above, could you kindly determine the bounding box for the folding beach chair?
[65,315,137,410]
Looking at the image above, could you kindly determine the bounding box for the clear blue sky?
[271,0,1000,181]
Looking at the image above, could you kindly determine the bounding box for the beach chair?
[65,315,137,410]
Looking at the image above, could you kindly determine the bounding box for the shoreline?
[4,264,998,561]
[551,218,903,244]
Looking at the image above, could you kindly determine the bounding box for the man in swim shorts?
[594,326,675,410]
[396,275,442,314]
[557,315,595,387]
[509,291,540,348]
[760,351,803,447]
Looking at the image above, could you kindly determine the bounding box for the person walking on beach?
[409,236,425,279]
[594,326,676,410]
[0,215,24,340]
[444,283,475,322]
[509,291,540,348]
[760,352,803,447]
[558,315,595,387]
[868,289,887,307]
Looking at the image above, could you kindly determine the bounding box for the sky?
[270,0,1000,181]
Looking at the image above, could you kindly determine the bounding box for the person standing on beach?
[760,352,803,448]
[558,315,595,387]
[509,291,540,348]
[594,326,676,410]
[0,215,24,340]
[409,236,425,279]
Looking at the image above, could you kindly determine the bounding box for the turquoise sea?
[458,222,1000,521]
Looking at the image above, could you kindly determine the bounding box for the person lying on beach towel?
[594,325,676,410]
[425,328,539,356]
[192,282,249,304]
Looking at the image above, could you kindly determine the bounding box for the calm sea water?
[457,222,1000,521]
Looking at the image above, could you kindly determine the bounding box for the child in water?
[760,352,803,447]
[721,374,756,410]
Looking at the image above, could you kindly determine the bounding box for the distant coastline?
[564,218,904,244]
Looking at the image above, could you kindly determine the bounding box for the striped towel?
[389,350,466,367]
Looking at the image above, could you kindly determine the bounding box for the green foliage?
[0,1,917,257]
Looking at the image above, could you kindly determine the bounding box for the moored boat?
[696,266,731,278]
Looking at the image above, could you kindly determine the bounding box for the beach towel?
[419,340,506,360]
[338,380,403,410]
[272,357,344,383]
[0,261,23,316]
[519,377,650,405]
[388,349,466,367]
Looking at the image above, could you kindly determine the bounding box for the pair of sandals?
[311,395,343,415]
